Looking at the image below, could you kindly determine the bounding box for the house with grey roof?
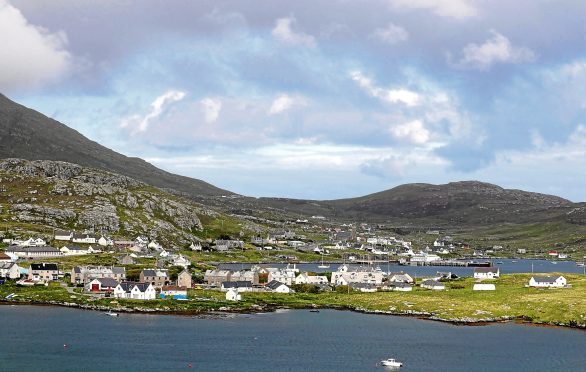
[529,276,567,288]
[6,246,61,259]
[0,262,21,279]
[140,269,170,288]
[113,281,156,300]
[221,281,253,292]
[265,280,293,293]
[204,269,232,286]
[85,277,119,292]
[28,263,59,282]
[387,271,414,284]
[420,279,445,290]
[71,266,126,284]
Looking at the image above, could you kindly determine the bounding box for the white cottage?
[473,267,500,279]
[226,288,241,301]
[113,282,156,300]
[529,276,567,288]
[266,280,293,293]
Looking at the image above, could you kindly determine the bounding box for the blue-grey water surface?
[0,305,584,371]
[221,258,585,277]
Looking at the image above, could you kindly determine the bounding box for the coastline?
[2,298,584,331]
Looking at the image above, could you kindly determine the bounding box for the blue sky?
[3,0,586,200]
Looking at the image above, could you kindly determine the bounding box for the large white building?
[529,276,567,288]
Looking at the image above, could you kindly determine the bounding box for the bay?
[0,305,584,371]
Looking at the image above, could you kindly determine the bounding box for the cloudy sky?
[3,0,586,201]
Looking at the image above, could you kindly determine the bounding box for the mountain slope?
[0,158,255,246]
[0,94,231,198]
[256,181,574,225]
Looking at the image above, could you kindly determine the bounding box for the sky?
[3,0,586,201]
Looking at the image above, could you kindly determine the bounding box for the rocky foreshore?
[2,298,585,330]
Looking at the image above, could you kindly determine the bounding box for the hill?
[0,93,231,198]
[0,158,251,246]
[255,181,575,226]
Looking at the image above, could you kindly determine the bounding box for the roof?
[393,282,412,288]
[474,267,499,273]
[266,280,287,290]
[117,281,151,293]
[161,285,187,292]
[421,279,443,287]
[142,269,168,277]
[0,262,16,269]
[64,245,85,251]
[6,246,60,252]
[54,230,71,236]
[92,277,119,287]
[0,252,11,260]
[30,263,58,271]
[222,281,252,288]
[532,276,562,283]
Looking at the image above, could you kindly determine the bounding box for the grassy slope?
[1,274,584,327]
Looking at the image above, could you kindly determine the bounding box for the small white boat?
[318,256,330,269]
[106,312,119,317]
[380,358,403,367]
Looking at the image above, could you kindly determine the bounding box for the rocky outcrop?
[0,159,214,245]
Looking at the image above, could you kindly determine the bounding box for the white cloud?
[272,16,316,47]
[200,97,222,123]
[0,0,71,91]
[268,94,306,115]
[390,120,430,144]
[372,23,409,45]
[388,0,477,20]
[121,90,186,133]
[350,70,419,106]
[453,30,536,71]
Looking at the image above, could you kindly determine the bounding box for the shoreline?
[2,298,584,332]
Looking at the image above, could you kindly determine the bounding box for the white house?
[60,245,91,256]
[113,282,156,300]
[266,280,293,293]
[189,242,202,251]
[72,233,96,244]
[295,272,329,285]
[97,236,113,247]
[159,249,170,258]
[473,283,496,291]
[330,268,384,286]
[420,279,445,290]
[529,276,567,288]
[226,288,241,301]
[54,230,73,241]
[268,270,296,286]
[172,254,191,269]
[473,267,500,280]
[0,262,21,279]
[350,283,377,293]
[387,272,414,284]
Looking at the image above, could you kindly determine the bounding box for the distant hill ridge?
[0,93,579,225]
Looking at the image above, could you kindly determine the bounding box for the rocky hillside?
[0,93,231,199]
[0,159,226,246]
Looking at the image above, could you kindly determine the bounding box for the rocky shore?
[2,298,585,331]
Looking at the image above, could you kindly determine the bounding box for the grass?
[1,274,584,327]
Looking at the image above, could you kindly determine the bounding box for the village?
[0,225,574,305]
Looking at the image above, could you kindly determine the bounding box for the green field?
[1,274,584,328]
